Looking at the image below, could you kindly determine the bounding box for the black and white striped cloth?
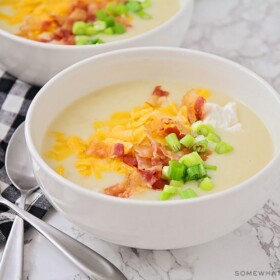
[0,69,51,242]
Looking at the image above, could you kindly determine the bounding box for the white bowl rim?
[0,0,191,50]
[25,47,280,207]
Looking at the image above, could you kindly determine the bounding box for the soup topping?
[0,0,153,45]
[46,86,236,200]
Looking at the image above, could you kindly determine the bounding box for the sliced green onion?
[96,9,107,20]
[192,139,208,153]
[203,164,217,171]
[191,120,203,133]
[162,166,169,179]
[180,188,198,199]
[115,3,128,15]
[137,10,152,19]
[179,151,204,167]
[170,180,184,187]
[186,163,206,181]
[215,141,233,154]
[140,0,152,8]
[72,21,87,35]
[160,191,172,201]
[104,27,113,35]
[105,2,118,15]
[199,177,214,191]
[126,1,141,12]
[85,26,97,35]
[88,38,104,44]
[207,132,221,143]
[113,23,126,34]
[163,185,178,194]
[167,160,186,181]
[105,16,115,27]
[196,124,214,136]
[165,133,181,152]
[180,134,195,148]
[93,20,107,31]
[75,35,89,45]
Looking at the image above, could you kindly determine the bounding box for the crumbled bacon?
[123,155,138,167]
[147,86,170,107]
[104,171,147,198]
[182,90,206,123]
[86,141,112,158]
[138,170,167,190]
[152,86,170,97]
[165,126,185,140]
[113,143,125,157]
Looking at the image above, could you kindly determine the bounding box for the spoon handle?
[0,198,126,280]
[0,215,24,280]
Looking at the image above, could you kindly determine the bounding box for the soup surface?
[42,80,273,200]
[0,0,179,45]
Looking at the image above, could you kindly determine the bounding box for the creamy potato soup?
[0,0,179,45]
[42,81,273,200]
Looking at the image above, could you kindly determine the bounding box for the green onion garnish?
[180,188,198,199]
[192,139,208,153]
[115,3,129,15]
[126,1,141,12]
[163,185,178,194]
[72,21,87,35]
[186,163,206,181]
[167,160,186,180]
[207,132,221,143]
[93,20,107,31]
[179,151,204,167]
[199,177,214,191]
[75,35,89,45]
[137,10,152,19]
[160,191,172,201]
[180,134,195,148]
[96,9,107,20]
[215,141,233,154]
[140,0,152,9]
[170,180,184,187]
[203,164,217,171]
[113,23,126,34]
[196,124,214,136]
[165,133,181,152]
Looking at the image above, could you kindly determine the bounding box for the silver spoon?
[0,122,39,279]
[0,122,126,280]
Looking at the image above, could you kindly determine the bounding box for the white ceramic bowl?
[0,0,192,86]
[25,47,280,249]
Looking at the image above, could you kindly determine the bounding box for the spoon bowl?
[5,123,38,189]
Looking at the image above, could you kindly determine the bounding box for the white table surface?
[1,0,280,279]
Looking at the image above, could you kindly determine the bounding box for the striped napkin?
[0,69,51,242]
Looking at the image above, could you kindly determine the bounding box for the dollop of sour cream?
[203,102,242,131]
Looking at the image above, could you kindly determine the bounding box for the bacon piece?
[104,171,147,198]
[123,155,138,167]
[138,170,167,190]
[182,90,206,123]
[104,184,126,197]
[147,86,169,107]
[86,141,112,158]
[152,86,169,97]
[113,143,124,157]
[152,178,168,190]
[165,126,185,140]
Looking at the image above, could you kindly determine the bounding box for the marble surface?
[1,0,280,279]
